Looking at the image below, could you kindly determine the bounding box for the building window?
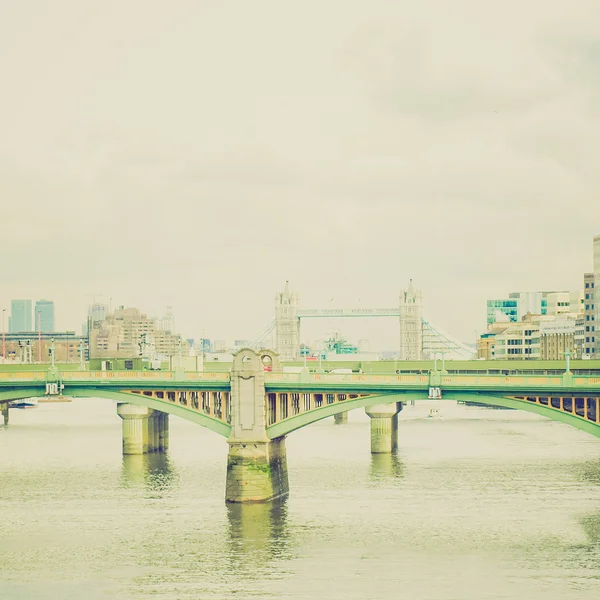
[124,360,134,370]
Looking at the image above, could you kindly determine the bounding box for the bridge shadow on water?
[369,453,405,482]
[119,453,178,496]
[226,498,291,568]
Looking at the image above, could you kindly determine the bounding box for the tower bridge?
[1,349,599,503]
[263,281,476,361]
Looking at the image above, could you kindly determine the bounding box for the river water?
[1,399,599,599]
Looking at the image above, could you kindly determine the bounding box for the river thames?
[1,399,599,599]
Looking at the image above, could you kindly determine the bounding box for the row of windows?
[586,315,596,321]
[586,325,596,332]
[585,282,596,288]
[503,347,536,354]
[585,304,595,310]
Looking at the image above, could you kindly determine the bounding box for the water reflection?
[369,453,405,481]
[227,499,291,567]
[577,459,600,485]
[120,453,177,495]
[581,513,600,546]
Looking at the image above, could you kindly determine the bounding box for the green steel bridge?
[1,351,599,502]
[1,360,599,438]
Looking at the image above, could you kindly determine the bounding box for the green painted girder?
[0,386,231,437]
[266,390,600,439]
[263,382,600,395]
[0,380,230,392]
[69,388,231,438]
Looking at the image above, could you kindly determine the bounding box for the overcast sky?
[1,1,599,349]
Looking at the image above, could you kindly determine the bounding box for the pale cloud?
[1,0,599,349]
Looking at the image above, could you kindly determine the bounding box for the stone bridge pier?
[117,404,169,454]
[226,349,289,503]
[365,402,403,453]
[1,403,8,427]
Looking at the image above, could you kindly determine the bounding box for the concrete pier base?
[117,404,170,455]
[1,404,8,426]
[365,403,403,453]
[117,403,152,454]
[334,411,348,425]
[225,437,289,503]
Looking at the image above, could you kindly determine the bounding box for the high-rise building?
[8,299,32,333]
[34,299,55,333]
[487,292,548,324]
[594,234,600,357]
[158,306,174,332]
[89,306,183,359]
[486,290,585,326]
[584,272,595,357]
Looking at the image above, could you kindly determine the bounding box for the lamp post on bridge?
[432,351,446,373]
[564,349,571,375]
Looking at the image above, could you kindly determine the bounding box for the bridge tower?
[275,281,300,361]
[226,348,289,503]
[399,280,423,360]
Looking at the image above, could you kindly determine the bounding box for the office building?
[584,272,595,356]
[487,292,547,325]
[594,234,600,356]
[8,299,32,333]
[1,331,86,363]
[89,306,183,359]
[487,290,584,326]
[35,299,55,333]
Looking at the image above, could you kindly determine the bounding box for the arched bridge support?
[365,403,403,453]
[117,403,169,455]
[226,349,289,503]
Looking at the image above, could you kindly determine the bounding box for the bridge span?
[1,349,599,502]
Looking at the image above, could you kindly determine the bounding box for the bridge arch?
[2,387,231,438]
[266,392,600,439]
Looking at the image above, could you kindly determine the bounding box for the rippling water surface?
[1,399,599,599]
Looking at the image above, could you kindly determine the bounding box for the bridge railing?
[265,371,600,391]
[0,370,231,383]
[0,371,47,381]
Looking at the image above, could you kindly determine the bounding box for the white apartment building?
[545,290,583,318]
